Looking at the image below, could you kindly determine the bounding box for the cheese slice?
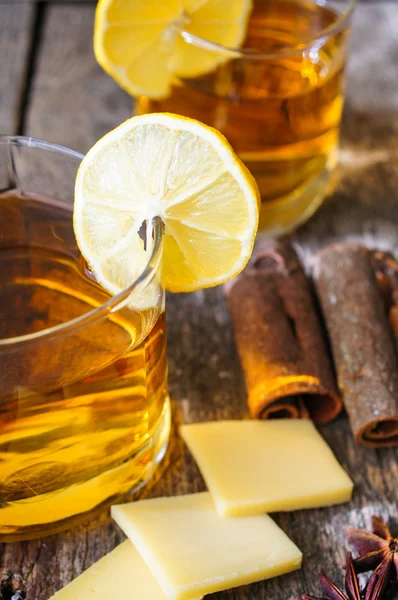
[180,420,354,516]
[111,491,302,600]
[50,540,200,599]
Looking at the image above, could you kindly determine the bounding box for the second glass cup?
[137,0,356,235]
[0,136,170,541]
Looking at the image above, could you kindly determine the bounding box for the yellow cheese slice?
[111,491,302,600]
[180,420,354,516]
[49,540,197,599]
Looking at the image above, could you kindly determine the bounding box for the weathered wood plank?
[1,3,398,600]
[24,3,131,153]
[0,4,34,135]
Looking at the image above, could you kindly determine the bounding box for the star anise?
[0,571,26,600]
[302,553,390,600]
[345,516,398,577]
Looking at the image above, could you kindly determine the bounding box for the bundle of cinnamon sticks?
[225,239,398,447]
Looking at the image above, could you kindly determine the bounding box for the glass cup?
[0,136,170,541]
[136,0,357,235]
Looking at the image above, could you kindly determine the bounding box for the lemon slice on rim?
[74,113,259,304]
[94,0,252,99]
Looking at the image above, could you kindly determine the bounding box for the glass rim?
[180,0,357,60]
[0,135,163,348]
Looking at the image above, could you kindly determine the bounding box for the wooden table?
[1,2,397,598]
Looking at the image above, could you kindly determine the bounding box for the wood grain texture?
[0,3,34,135]
[1,3,398,600]
[24,3,132,152]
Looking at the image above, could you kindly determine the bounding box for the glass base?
[257,163,337,236]
[0,397,171,542]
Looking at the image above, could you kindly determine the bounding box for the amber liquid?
[0,193,169,540]
[138,0,350,233]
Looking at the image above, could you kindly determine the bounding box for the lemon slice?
[74,113,259,303]
[94,0,252,99]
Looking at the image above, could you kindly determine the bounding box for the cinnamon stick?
[225,239,342,424]
[372,249,398,339]
[313,243,398,447]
